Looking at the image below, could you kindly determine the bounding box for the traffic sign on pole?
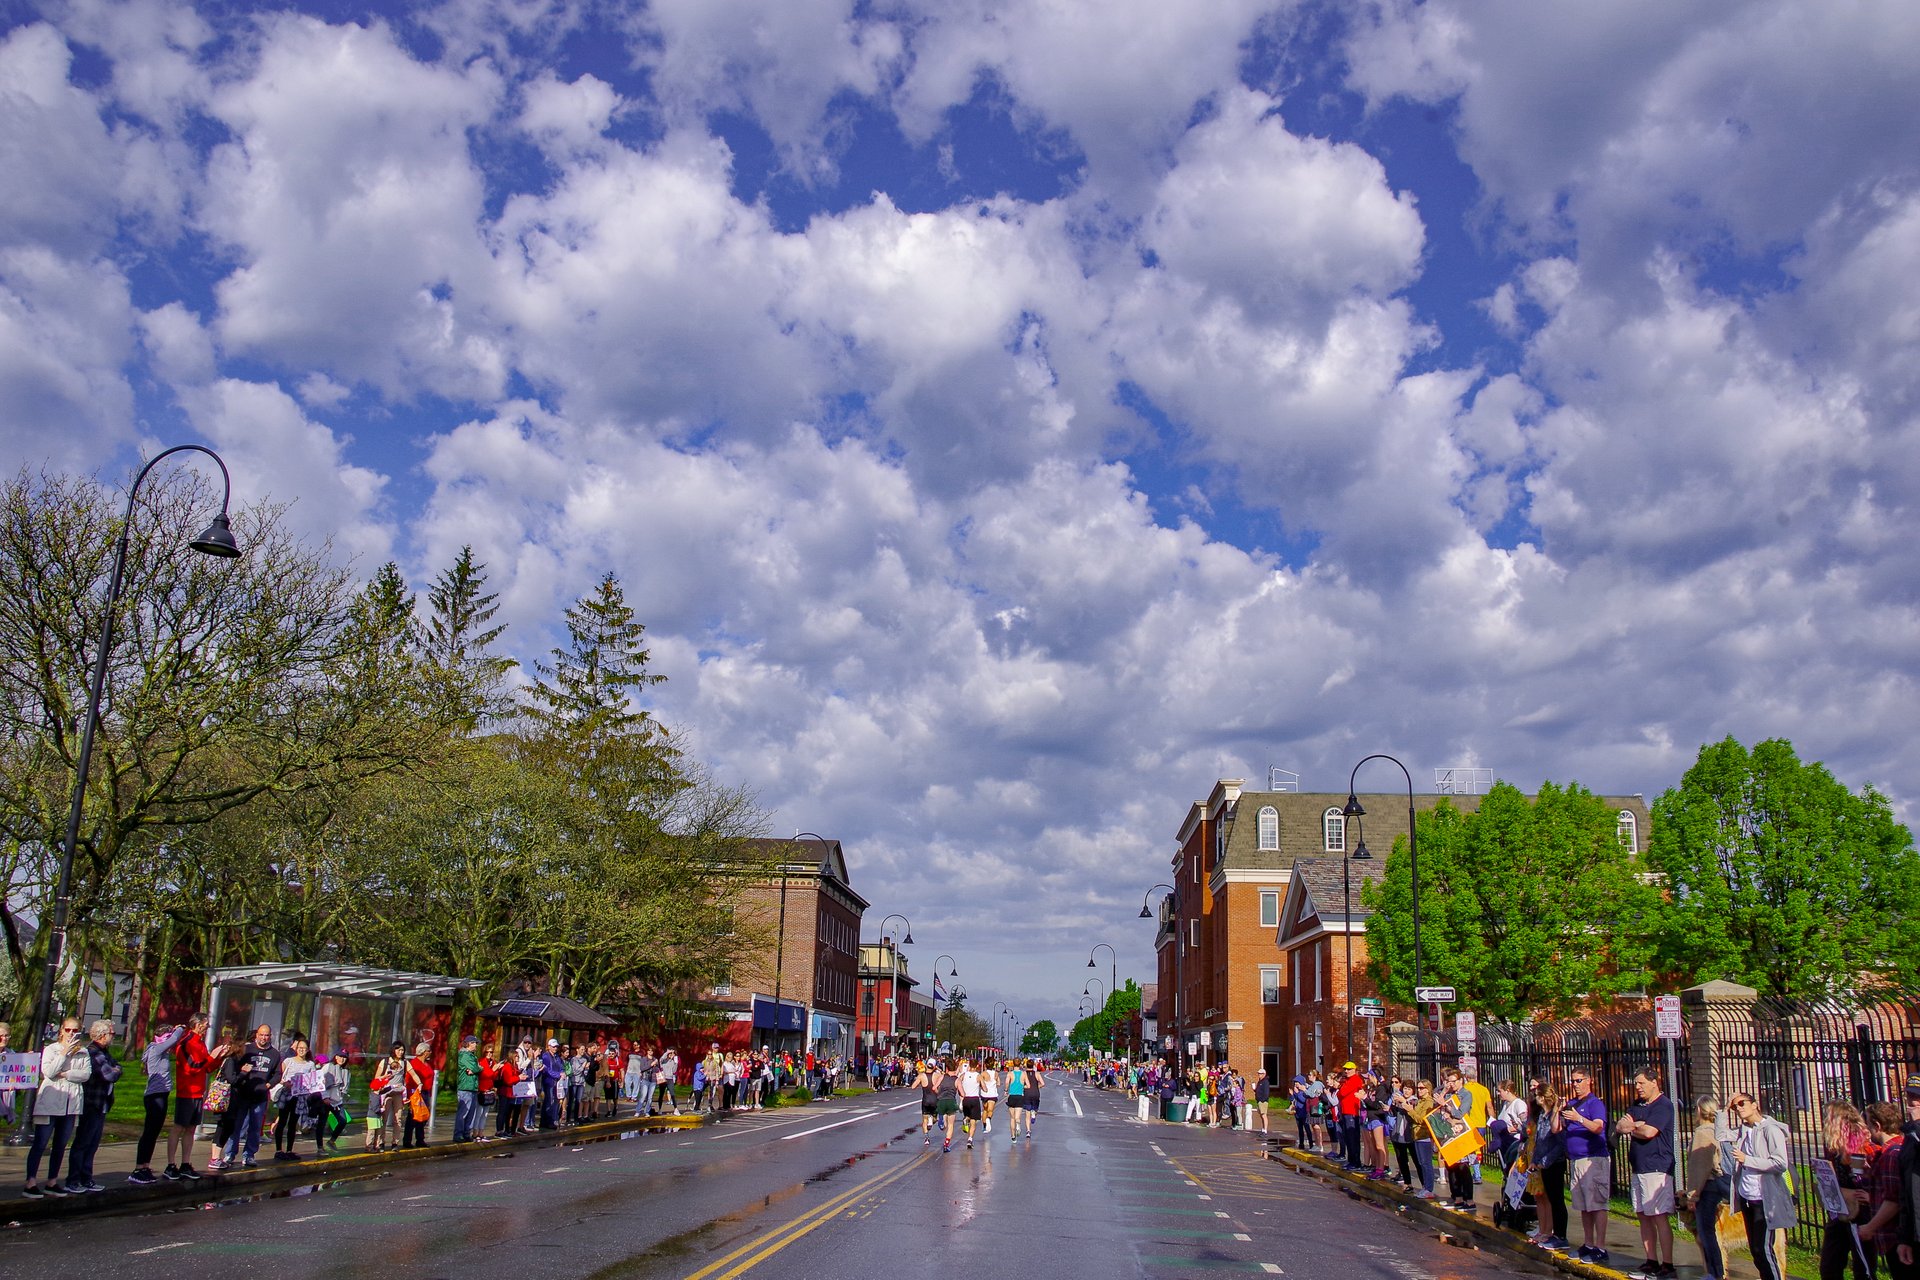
[1354,1003,1385,1019]
[1654,994,1682,1039]
[1415,985,1456,1004]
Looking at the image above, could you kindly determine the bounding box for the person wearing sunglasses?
[1562,1070,1612,1263]
[20,1019,91,1198]
[1728,1091,1793,1280]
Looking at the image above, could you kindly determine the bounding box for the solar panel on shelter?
[498,999,551,1018]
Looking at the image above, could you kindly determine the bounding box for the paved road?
[2,1083,1529,1280]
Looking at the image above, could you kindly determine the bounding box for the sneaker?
[85,1182,106,1193]
[967,1139,973,1149]
[1591,1250,1611,1266]
[1546,1237,1572,1252]
[204,1157,224,1172]
[43,1183,68,1196]
[129,1168,159,1185]
[1575,1247,1596,1262]
[180,1164,202,1181]
[241,1158,258,1169]
[1626,1264,1656,1279]
[942,1140,951,1152]
[22,1185,44,1199]
[163,1164,182,1181]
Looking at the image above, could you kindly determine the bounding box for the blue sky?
[6,0,1920,1036]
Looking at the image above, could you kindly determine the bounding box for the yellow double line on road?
[683,1151,933,1280]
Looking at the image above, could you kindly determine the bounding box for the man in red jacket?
[1336,1061,1367,1170]
[168,1015,222,1180]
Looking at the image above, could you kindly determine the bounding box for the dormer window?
[1617,810,1638,852]
[1257,806,1279,851]
[1324,807,1345,853]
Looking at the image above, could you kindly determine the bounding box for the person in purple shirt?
[1560,1069,1613,1264]
[539,1039,565,1130]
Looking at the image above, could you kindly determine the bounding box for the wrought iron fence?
[1393,995,1920,1254]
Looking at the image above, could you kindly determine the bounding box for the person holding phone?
[21,1018,91,1198]
[1563,1070,1612,1264]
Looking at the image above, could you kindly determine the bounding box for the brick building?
[856,940,934,1059]
[1151,779,1654,1084]
[725,837,867,1060]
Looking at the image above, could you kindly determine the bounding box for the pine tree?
[422,546,515,728]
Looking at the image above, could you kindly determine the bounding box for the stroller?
[1487,1120,1538,1233]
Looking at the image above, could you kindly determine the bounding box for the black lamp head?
[1342,792,1365,818]
[1138,903,1153,918]
[903,930,914,945]
[189,511,241,558]
[1353,839,1373,861]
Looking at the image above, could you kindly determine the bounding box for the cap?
[1343,1061,1357,1070]
[1906,1073,1920,1099]
[1293,1074,1307,1084]
[547,1038,559,1048]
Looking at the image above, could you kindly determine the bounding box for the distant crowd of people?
[8,1015,854,1198]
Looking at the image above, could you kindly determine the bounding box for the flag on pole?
[933,975,948,1003]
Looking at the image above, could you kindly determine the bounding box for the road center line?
[131,1242,193,1255]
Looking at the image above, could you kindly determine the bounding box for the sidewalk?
[1268,1143,1785,1280]
[0,1105,708,1225]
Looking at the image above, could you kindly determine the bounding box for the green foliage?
[935,994,993,1051]
[421,545,516,729]
[1068,980,1141,1055]
[1360,782,1660,1020]
[1019,1019,1059,1056]
[1648,737,1920,1000]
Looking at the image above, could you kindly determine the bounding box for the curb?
[1,1111,714,1227]
[1268,1147,1624,1280]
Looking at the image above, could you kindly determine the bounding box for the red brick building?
[725,837,867,1060]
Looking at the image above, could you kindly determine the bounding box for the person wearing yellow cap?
[1337,1062,1367,1169]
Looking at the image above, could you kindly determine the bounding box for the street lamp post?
[1340,812,1375,1060]
[1140,883,1174,1064]
[877,913,913,1049]
[992,1001,1009,1053]
[34,445,239,1051]
[1344,754,1423,1056]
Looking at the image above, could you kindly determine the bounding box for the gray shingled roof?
[1288,854,1387,925]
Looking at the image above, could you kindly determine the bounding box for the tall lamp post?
[992,1001,1010,1053]
[1087,942,1118,1056]
[1140,883,1174,1063]
[34,445,239,1051]
[877,913,913,1050]
[1340,812,1375,1059]
[1344,754,1423,1052]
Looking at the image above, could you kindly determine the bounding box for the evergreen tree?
[422,546,515,728]
[1648,737,1920,1000]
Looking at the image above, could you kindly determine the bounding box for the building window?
[1314,943,1323,1002]
[1324,807,1345,852]
[1189,919,1200,948]
[1292,950,1302,1004]
[1260,890,1280,929]
[1617,810,1638,852]
[1260,966,1281,1004]
[1257,806,1279,851]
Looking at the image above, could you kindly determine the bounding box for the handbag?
[409,1089,429,1123]
[205,1077,232,1114]
[513,1079,537,1100]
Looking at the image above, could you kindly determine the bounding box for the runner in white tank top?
[958,1060,983,1147]
[980,1064,1000,1133]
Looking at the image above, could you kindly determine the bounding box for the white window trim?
[1259,965,1281,1005]
[1324,807,1345,853]
[1257,805,1279,851]
[1617,809,1638,852]
[1259,890,1280,930]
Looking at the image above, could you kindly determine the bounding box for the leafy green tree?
[1361,782,1661,1020]
[1019,1019,1059,1055]
[1068,981,1142,1056]
[0,467,450,1026]
[1648,737,1920,1000]
[935,993,993,1051]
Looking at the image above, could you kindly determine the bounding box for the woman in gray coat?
[1728,1092,1795,1280]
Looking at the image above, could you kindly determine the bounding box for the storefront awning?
[207,962,486,1002]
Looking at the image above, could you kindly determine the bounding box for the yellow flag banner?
[1426,1109,1486,1164]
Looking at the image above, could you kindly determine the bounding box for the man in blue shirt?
[1561,1069,1612,1264]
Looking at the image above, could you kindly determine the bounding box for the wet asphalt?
[0,1084,1534,1280]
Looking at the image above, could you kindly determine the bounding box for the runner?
[980,1060,1000,1134]
[958,1058,983,1148]
[916,1058,938,1145]
[1026,1060,1044,1139]
[936,1057,961,1152]
[1005,1059,1028,1141]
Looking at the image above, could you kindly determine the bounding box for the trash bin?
[1169,1095,1189,1122]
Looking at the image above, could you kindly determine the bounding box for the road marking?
[1197,1194,1212,1200]
[1235,1233,1252,1241]
[1262,1266,1284,1274]
[780,1110,882,1140]
[887,1100,921,1112]
[602,1156,619,1162]
[131,1242,193,1255]
[289,1214,331,1223]
[545,1166,570,1173]
[683,1152,933,1280]
[481,1178,510,1186]
[403,1194,432,1201]
[1070,1091,1085,1117]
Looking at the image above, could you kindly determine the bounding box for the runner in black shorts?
[1026,1061,1043,1137]
[935,1058,961,1152]
[916,1060,937,1145]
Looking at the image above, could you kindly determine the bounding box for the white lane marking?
[1150,1144,1166,1156]
[131,1243,193,1255]
[887,1100,921,1112]
[1235,1233,1252,1241]
[1215,1212,1230,1218]
[601,1156,619,1162]
[709,1111,831,1139]
[1070,1091,1085,1117]
[290,1214,331,1223]
[1261,1266,1284,1274]
[481,1179,510,1186]
[780,1110,884,1140]
[403,1194,432,1201]
[545,1166,570,1173]
[1184,1180,1199,1187]
[1197,1194,1212,1200]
